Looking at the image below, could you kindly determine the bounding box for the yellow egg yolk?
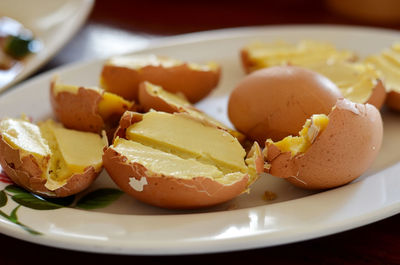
[125,111,247,174]
[97,91,132,120]
[267,114,329,156]
[365,42,400,93]
[0,118,106,191]
[245,40,355,71]
[143,82,245,142]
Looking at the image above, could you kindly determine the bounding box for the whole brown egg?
[228,66,342,143]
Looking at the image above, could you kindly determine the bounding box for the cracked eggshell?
[228,66,342,143]
[50,79,104,133]
[264,98,383,190]
[104,111,264,209]
[366,79,386,110]
[0,135,98,197]
[138,81,190,114]
[102,147,251,209]
[50,79,134,135]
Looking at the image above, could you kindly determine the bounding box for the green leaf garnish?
[76,188,123,210]
[0,190,7,207]
[12,193,63,210]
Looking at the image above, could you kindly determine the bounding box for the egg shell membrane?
[138,82,246,143]
[366,79,387,109]
[101,62,221,103]
[265,99,383,190]
[50,80,105,133]
[386,90,400,111]
[103,147,250,209]
[0,135,98,197]
[228,66,342,143]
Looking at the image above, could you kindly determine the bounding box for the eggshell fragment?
[0,138,97,198]
[138,81,195,113]
[228,66,342,143]
[366,79,386,109]
[0,136,97,197]
[50,77,134,134]
[50,79,104,133]
[264,98,383,190]
[100,54,221,103]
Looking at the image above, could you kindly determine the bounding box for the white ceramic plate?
[0,25,400,255]
[0,0,93,91]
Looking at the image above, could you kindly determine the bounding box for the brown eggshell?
[0,135,98,197]
[137,82,188,113]
[50,80,105,133]
[101,59,221,103]
[365,79,386,109]
[228,66,342,143]
[106,110,263,209]
[386,90,400,111]
[265,98,383,190]
[102,147,250,209]
[113,111,143,141]
[240,49,256,74]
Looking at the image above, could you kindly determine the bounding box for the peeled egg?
[228,66,342,143]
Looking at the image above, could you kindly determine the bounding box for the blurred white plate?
[0,0,93,92]
[0,25,400,255]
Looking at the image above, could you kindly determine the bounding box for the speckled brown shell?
[101,62,221,103]
[0,135,99,197]
[228,66,342,143]
[264,98,383,190]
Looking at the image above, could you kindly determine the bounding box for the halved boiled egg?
[0,117,107,197]
[103,111,263,209]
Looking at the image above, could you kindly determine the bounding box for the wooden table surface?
[2,0,400,264]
